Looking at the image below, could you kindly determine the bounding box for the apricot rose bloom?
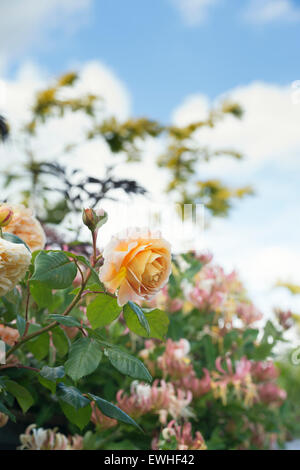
[100,229,171,306]
[0,237,31,296]
[2,204,46,252]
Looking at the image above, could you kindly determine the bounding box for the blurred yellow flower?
[0,237,31,296]
[2,204,46,252]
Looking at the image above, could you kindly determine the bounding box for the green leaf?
[106,347,152,382]
[27,331,49,360]
[30,281,53,308]
[87,294,122,329]
[65,337,102,381]
[1,290,21,321]
[38,376,56,394]
[123,307,169,340]
[52,327,69,357]
[60,401,91,431]
[0,399,16,422]
[31,251,77,289]
[53,251,103,288]
[243,328,259,344]
[126,301,150,336]
[201,335,217,370]
[40,366,65,382]
[48,314,81,327]
[2,232,30,252]
[88,394,142,432]
[5,380,34,413]
[16,315,26,336]
[57,383,90,410]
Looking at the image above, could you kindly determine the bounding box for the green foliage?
[2,233,30,251]
[106,347,152,382]
[88,394,142,432]
[4,380,34,413]
[124,305,169,340]
[60,402,92,431]
[31,251,77,289]
[65,337,102,381]
[87,294,122,329]
[125,301,150,336]
[52,327,70,358]
[16,315,26,336]
[56,383,90,410]
[40,366,65,382]
[30,282,53,308]
[47,314,81,327]
[27,330,50,360]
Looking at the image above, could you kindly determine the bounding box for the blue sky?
[1,0,300,316]
[4,0,300,120]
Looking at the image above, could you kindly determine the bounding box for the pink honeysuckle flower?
[251,361,278,382]
[179,368,211,398]
[91,404,118,430]
[157,338,193,380]
[236,302,263,325]
[116,380,194,424]
[211,356,256,406]
[169,298,184,312]
[18,425,83,450]
[193,251,213,265]
[257,383,287,406]
[152,420,206,451]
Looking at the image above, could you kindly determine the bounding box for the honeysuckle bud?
[0,205,13,228]
[82,208,108,232]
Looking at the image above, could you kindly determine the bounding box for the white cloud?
[244,0,300,23]
[0,60,130,178]
[170,0,219,25]
[0,0,92,70]
[203,214,300,318]
[172,81,300,181]
[173,82,300,316]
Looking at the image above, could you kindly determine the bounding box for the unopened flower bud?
[0,205,13,228]
[82,208,108,232]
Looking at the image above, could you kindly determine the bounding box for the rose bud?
[82,208,108,232]
[0,205,13,228]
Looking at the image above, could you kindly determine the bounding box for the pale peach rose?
[3,204,46,252]
[0,237,31,296]
[100,228,171,306]
[0,324,19,346]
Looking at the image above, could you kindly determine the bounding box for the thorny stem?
[0,363,40,373]
[22,280,31,338]
[92,230,98,266]
[82,290,117,299]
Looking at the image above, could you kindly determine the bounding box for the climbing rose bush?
[0,205,171,448]
[0,205,297,451]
